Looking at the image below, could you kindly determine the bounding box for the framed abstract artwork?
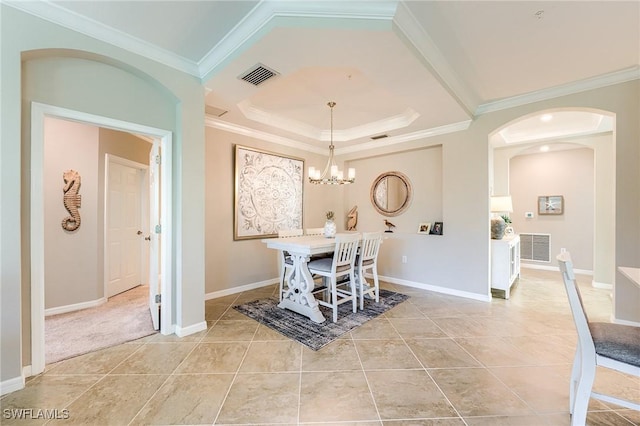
[234,145,304,240]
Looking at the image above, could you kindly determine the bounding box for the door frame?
[104,154,149,299]
[30,102,174,375]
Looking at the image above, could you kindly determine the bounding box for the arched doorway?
[489,108,615,288]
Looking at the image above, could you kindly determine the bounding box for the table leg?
[278,253,325,323]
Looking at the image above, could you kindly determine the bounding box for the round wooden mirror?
[370,171,412,216]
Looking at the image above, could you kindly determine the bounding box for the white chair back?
[359,231,383,265]
[557,252,592,347]
[332,233,360,272]
[305,228,325,236]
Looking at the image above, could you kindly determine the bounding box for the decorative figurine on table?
[384,219,396,233]
[347,205,358,231]
[324,211,337,238]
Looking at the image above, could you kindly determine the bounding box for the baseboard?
[612,316,640,327]
[1,374,25,396]
[377,275,492,302]
[592,280,613,290]
[45,297,107,317]
[175,321,207,337]
[521,263,593,276]
[205,278,277,301]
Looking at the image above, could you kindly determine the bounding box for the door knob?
[137,230,143,235]
[145,236,151,241]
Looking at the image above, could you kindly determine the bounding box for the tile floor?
[2,268,639,425]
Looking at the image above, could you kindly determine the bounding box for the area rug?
[233,289,409,350]
[45,285,157,364]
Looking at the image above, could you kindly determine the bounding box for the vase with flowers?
[324,211,336,238]
[501,214,514,236]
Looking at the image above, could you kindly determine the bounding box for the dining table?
[262,234,358,323]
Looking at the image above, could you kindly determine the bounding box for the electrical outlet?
[561,248,566,253]
[402,255,407,263]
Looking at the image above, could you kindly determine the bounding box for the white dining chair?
[307,233,360,322]
[278,229,303,301]
[557,252,640,425]
[355,231,383,310]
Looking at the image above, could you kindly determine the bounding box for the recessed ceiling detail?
[237,99,419,143]
[238,63,279,86]
[491,111,613,147]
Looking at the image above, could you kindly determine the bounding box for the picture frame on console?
[418,222,431,234]
[430,222,443,235]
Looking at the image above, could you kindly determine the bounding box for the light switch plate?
[525,211,534,218]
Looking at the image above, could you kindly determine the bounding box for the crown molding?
[336,120,472,155]
[206,114,471,156]
[238,100,419,142]
[5,0,200,77]
[197,1,399,81]
[205,115,326,155]
[476,66,640,116]
[392,1,478,118]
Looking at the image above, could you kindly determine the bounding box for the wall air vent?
[371,134,389,140]
[520,233,550,262]
[238,63,279,86]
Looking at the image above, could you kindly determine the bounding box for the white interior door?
[107,161,143,297]
[148,143,161,330]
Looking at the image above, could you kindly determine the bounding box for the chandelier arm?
[308,101,355,185]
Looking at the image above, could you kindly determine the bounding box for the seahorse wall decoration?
[61,169,82,232]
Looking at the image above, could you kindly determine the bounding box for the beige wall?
[44,118,101,309]
[510,147,595,271]
[204,126,340,295]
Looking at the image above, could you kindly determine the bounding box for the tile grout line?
[126,324,211,425]
[383,311,470,426]
[211,302,262,425]
[350,328,383,424]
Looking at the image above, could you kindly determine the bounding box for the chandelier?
[308,101,355,185]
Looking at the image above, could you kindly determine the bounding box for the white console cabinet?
[491,234,520,299]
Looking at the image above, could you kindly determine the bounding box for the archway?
[23,49,177,375]
[489,108,615,290]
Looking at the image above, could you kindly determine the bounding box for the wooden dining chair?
[278,229,303,301]
[307,233,360,322]
[355,231,383,310]
[557,252,640,425]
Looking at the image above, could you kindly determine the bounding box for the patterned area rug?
[233,289,409,351]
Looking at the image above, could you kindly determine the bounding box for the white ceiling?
[9,1,639,153]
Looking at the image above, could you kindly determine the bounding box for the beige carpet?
[45,285,157,364]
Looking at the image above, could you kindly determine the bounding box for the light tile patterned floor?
[2,269,639,425]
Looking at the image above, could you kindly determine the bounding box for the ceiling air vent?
[371,134,389,140]
[238,63,279,86]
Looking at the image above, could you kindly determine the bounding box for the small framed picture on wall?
[538,195,564,215]
[430,222,443,235]
[417,222,431,234]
